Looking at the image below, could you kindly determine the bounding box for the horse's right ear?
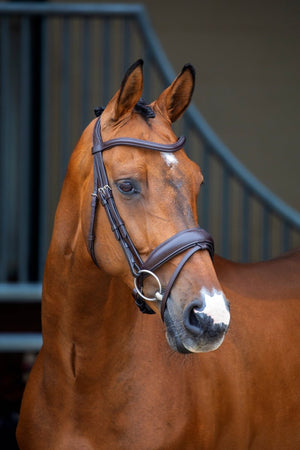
[110,59,144,121]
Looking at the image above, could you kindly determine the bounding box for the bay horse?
[17,60,300,449]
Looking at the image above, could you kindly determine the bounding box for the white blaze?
[161,152,178,167]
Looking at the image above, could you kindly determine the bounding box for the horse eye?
[117,180,137,195]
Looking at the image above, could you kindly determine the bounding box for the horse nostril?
[183,299,228,338]
[183,300,206,336]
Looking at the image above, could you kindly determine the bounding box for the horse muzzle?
[164,288,230,353]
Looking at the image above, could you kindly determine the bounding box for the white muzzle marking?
[196,288,230,326]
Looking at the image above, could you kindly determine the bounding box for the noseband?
[88,113,214,320]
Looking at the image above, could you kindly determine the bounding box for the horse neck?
[41,136,140,376]
[42,231,140,377]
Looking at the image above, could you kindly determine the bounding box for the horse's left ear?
[156,64,195,123]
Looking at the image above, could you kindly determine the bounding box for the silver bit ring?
[134,269,162,302]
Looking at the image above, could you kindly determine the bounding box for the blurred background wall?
[110,0,300,211]
[51,0,299,211]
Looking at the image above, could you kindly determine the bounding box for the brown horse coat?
[17,61,300,449]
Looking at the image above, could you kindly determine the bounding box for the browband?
[92,128,186,154]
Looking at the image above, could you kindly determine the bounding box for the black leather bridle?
[88,113,214,320]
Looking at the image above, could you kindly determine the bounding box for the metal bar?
[281,221,290,254]
[102,17,111,104]
[18,17,32,281]
[241,190,250,262]
[82,18,90,129]
[262,207,270,260]
[0,283,42,301]
[0,3,145,17]
[60,17,70,180]
[135,7,173,87]
[0,333,42,352]
[182,115,190,155]
[122,18,131,74]
[0,18,10,281]
[201,143,210,230]
[221,167,230,258]
[142,46,151,100]
[38,16,50,280]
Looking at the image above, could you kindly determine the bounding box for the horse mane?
[134,98,155,119]
[94,98,155,121]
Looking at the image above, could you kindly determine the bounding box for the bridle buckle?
[98,185,112,204]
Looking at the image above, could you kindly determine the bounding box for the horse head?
[82,60,230,353]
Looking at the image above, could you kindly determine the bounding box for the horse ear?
[156,64,195,123]
[112,59,144,121]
